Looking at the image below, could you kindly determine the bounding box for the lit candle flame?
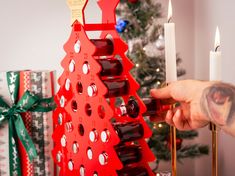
[214,26,220,51]
[168,0,173,23]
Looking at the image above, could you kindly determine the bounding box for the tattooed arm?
[150,80,235,136]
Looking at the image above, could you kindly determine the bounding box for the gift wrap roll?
[19,71,55,176]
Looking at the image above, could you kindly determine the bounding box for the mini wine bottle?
[103,79,129,97]
[113,122,144,143]
[115,145,142,165]
[82,58,123,76]
[116,99,140,118]
[116,98,176,118]
[143,97,175,116]
[88,79,129,98]
[90,39,114,56]
[117,166,149,176]
[98,58,123,76]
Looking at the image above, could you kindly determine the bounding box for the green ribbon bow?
[0,71,56,176]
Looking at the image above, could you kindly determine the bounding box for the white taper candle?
[164,0,177,82]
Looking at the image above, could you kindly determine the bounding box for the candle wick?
[168,17,172,23]
[215,45,220,52]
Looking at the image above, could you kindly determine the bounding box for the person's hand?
[150,80,212,130]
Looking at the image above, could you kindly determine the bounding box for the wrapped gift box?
[0,71,55,176]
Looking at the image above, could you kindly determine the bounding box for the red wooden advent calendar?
[52,0,156,175]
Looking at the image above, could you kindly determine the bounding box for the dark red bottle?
[142,97,175,116]
[116,99,140,118]
[117,166,149,176]
[82,58,123,76]
[116,98,175,118]
[113,122,144,143]
[115,145,142,165]
[98,58,123,76]
[87,79,129,98]
[103,79,129,98]
[90,39,114,56]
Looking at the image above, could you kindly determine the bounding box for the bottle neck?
[87,84,97,97]
[116,99,140,118]
[117,104,128,117]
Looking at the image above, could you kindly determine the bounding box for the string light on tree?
[153,123,158,130]
[158,123,163,128]
[156,68,160,72]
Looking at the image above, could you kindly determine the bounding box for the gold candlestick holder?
[209,122,218,176]
[170,125,177,176]
[163,82,177,176]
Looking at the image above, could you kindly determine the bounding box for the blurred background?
[0,0,235,175]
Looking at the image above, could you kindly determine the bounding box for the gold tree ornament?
[67,0,87,25]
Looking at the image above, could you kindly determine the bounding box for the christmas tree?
[116,0,209,170]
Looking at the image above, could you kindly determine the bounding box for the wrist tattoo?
[201,83,235,126]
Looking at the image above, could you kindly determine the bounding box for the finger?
[165,110,174,126]
[150,85,173,99]
[172,109,192,131]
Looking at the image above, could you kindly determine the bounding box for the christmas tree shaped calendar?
[52,0,155,175]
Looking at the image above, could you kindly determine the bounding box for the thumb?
[150,85,172,99]
[150,81,187,101]
[151,80,198,102]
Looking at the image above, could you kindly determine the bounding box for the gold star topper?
[67,0,87,25]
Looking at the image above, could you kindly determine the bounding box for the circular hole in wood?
[72,141,79,154]
[68,160,74,171]
[58,113,63,125]
[89,129,98,143]
[74,40,81,53]
[87,83,97,97]
[82,61,90,75]
[101,129,110,143]
[77,82,83,94]
[80,165,85,176]
[65,121,74,133]
[87,147,93,160]
[98,105,105,119]
[69,59,75,72]
[85,104,92,116]
[78,124,85,136]
[71,100,78,112]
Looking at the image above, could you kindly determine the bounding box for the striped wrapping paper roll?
[18,71,55,176]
